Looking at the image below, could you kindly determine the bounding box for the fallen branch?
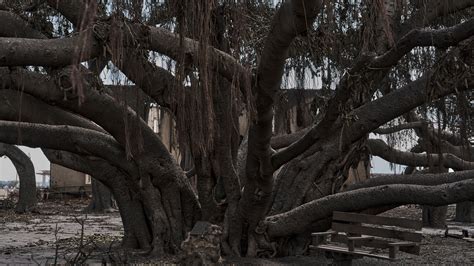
[264,178,474,237]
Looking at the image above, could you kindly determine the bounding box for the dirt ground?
[0,199,473,265]
[0,199,125,264]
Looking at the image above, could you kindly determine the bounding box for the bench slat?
[310,244,394,260]
[333,211,422,230]
[330,234,420,255]
[332,222,423,242]
[388,241,418,247]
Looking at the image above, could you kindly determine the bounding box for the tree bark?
[346,170,474,191]
[86,179,114,213]
[43,149,152,249]
[0,0,471,258]
[455,201,474,223]
[422,205,448,228]
[264,179,474,238]
[0,89,197,253]
[368,139,474,170]
[0,143,37,213]
[240,1,322,256]
[0,31,199,254]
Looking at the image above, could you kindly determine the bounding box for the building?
[49,163,92,194]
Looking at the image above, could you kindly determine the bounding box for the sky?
[0,146,50,182]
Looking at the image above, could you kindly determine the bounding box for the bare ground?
[0,200,473,265]
[0,199,124,264]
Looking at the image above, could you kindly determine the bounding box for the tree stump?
[180,221,222,265]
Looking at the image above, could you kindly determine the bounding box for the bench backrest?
[331,211,423,254]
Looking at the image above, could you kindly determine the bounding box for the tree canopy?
[0,0,472,257]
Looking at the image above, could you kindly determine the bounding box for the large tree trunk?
[420,162,449,229]
[109,177,151,249]
[42,149,150,247]
[455,201,474,223]
[0,86,200,255]
[0,143,37,213]
[86,179,114,213]
[239,1,322,257]
[422,205,448,228]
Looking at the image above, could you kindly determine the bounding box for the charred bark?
[0,89,198,254]
[0,143,37,213]
[86,179,114,213]
[43,149,152,249]
[422,205,448,228]
[264,179,474,238]
[0,0,472,259]
[240,1,322,256]
[455,201,474,223]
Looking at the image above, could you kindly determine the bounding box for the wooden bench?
[309,211,423,264]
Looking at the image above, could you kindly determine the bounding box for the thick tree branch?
[373,120,472,160]
[44,0,250,93]
[147,26,251,89]
[0,120,138,174]
[0,33,102,67]
[271,28,474,169]
[346,170,474,191]
[0,89,104,133]
[45,0,98,29]
[373,121,427,134]
[0,88,142,178]
[416,137,473,166]
[0,66,200,222]
[345,37,473,144]
[264,178,474,237]
[372,18,474,68]
[271,128,310,150]
[39,2,179,112]
[368,139,474,170]
[0,10,45,38]
[0,10,176,116]
[117,51,176,110]
[399,0,474,37]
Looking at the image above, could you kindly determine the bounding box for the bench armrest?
[311,230,338,245]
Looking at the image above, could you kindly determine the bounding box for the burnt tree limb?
[368,139,474,170]
[264,178,474,238]
[0,143,37,213]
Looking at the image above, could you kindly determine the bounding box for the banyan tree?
[0,0,472,257]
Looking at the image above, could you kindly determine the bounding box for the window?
[85,174,92,185]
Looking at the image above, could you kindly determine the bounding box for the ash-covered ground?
[0,199,473,265]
